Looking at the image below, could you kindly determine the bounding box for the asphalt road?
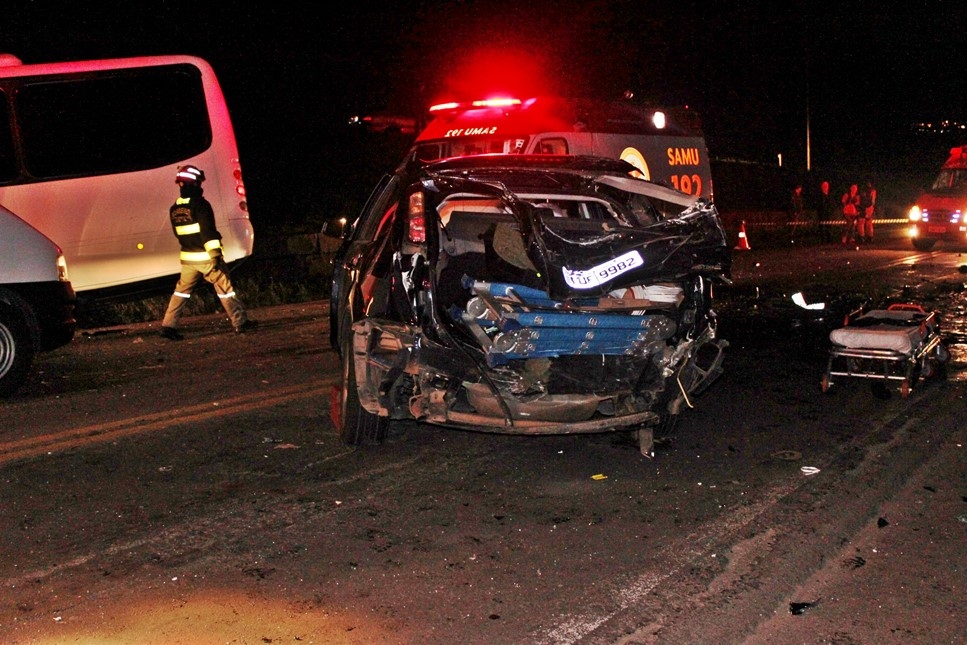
[1,237,965,644]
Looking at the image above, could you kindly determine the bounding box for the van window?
[410,136,530,163]
[5,64,211,183]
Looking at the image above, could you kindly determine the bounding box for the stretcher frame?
[820,303,949,398]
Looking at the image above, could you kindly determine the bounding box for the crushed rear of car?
[325,155,732,455]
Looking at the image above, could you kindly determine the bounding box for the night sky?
[3,1,966,225]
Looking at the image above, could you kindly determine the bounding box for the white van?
[0,54,254,303]
[0,204,76,396]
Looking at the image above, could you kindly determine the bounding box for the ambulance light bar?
[429,97,523,113]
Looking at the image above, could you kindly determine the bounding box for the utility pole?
[805,58,812,172]
[804,36,812,172]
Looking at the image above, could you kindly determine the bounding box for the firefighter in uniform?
[160,165,256,340]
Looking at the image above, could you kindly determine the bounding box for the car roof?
[419,154,637,175]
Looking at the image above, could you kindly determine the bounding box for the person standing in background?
[841,183,860,245]
[816,180,834,243]
[789,183,804,244]
[858,181,876,243]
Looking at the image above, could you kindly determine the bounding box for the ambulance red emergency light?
[401,95,713,198]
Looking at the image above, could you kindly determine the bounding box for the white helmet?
[175,164,206,184]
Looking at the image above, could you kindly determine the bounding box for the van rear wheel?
[0,302,36,397]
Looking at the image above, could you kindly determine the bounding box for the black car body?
[325,155,732,455]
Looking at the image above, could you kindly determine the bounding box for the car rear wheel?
[0,302,36,397]
[338,327,387,446]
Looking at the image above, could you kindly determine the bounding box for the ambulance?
[908,145,967,250]
[400,95,713,199]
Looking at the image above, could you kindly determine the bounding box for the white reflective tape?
[217,291,237,299]
[175,223,201,235]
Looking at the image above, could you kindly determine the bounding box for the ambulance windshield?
[411,136,530,163]
[931,168,967,191]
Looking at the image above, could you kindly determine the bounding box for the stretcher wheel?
[937,344,951,364]
[820,375,830,393]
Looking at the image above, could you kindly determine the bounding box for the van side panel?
[0,164,252,292]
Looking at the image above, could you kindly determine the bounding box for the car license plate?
[563,250,643,289]
[928,225,947,234]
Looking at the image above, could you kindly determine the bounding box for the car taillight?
[56,253,69,282]
[408,192,426,243]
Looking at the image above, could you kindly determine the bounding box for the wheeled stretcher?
[821,303,950,398]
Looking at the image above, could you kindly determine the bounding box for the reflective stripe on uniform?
[180,251,211,262]
[217,291,237,299]
[173,291,191,299]
[175,223,201,236]
[204,239,223,252]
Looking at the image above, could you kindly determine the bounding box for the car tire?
[912,238,936,251]
[0,301,37,397]
[338,328,387,446]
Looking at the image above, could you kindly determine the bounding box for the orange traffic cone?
[734,221,751,251]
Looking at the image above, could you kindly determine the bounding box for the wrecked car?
[324,155,732,455]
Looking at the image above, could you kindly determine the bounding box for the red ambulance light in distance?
[428,97,523,114]
[471,97,521,109]
[428,101,462,113]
